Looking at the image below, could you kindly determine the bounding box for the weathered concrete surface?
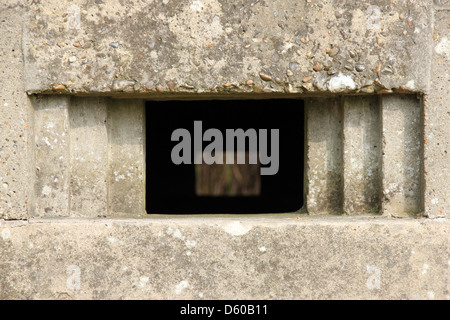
[0,0,448,301]
[0,216,448,299]
[305,98,343,214]
[69,97,108,217]
[381,95,423,217]
[23,0,433,96]
[108,99,145,216]
[343,96,381,214]
[0,2,32,219]
[32,97,147,217]
[31,95,424,217]
[34,96,71,217]
[423,7,449,218]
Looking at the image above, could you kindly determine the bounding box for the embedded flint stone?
[328,74,356,93]
[112,80,136,92]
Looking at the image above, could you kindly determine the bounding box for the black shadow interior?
[146,99,304,214]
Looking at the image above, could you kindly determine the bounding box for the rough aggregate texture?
[23,0,433,96]
[423,8,449,218]
[0,2,33,219]
[0,217,448,299]
[0,0,448,300]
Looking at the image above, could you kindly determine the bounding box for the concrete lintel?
[23,0,433,95]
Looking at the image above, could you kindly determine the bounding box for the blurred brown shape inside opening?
[195,151,261,196]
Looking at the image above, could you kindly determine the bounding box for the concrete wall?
[305,94,423,217]
[0,217,448,300]
[0,1,33,220]
[425,3,450,219]
[32,94,422,218]
[23,0,434,95]
[0,0,448,299]
[33,96,146,218]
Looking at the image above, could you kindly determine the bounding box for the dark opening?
[146,99,304,214]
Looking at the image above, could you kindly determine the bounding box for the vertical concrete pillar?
[305,98,343,214]
[69,97,108,217]
[0,4,32,219]
[381,95,422,216]
[107,99,146,215]
[343,96,381,214]
[424,9,449,218]
[34,96,70,216]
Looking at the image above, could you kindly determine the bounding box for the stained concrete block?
[433,0,450,9]
[69,97,108,217]
[23,0,434,96]
[424,9,450,218]
[108,99,145,215]
[34,96,70,217]
[381,95,423,217]
[343,96,382,214]
[305,98,343,214]
[0,0,448,302]
[0,217,448,299]
[0,4,32,220]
